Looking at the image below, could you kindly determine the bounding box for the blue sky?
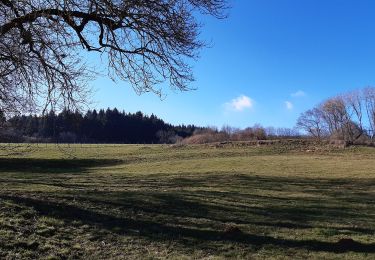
[91,0,375,128]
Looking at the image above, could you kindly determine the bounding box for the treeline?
[182,125,300,144]
[296,87,375,143]
[0,107,302,144]
[0,108,200,144]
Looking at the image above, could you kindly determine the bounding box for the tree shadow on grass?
[0,158,122,174]
[81,188,375,237]
[1,194,375,254]
[1,170,375,255]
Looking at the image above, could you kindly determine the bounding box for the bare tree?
[0,0,227,116]
[265,126,276,137]
[343,90,364,131]
[234,127,255,141]
[252,124,266,140]
[296,107,326,140]
[297,87,375,142]
[320,97,350,140]
[363,87,375,139]
[221,124,238,137]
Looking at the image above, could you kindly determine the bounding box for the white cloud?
[285,101,293,110]
[291,90,306,97]
[225,95,254,112]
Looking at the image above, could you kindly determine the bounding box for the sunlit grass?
[0,143,374,259]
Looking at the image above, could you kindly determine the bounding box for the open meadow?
[0,142,374,259]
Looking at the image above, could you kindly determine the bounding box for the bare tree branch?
[0,0,228,116]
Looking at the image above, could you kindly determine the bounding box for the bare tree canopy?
[0,0,227,115]
[296,87,375,142]
[296,107,326,140]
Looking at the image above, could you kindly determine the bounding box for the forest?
[0,108,200,144]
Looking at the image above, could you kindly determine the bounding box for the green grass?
[0,143,374,259]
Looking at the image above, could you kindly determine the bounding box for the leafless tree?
[296,107,326,140]
[232,125,266,141]
[221,124,238,137]
[297,88,375,142]
[251,124,266,140]
[265,126,276,137]
[0,0,227,116]
[363,87,375,139]
[343,90,364,131]
[320,97,350,139]
[234,127,255,141]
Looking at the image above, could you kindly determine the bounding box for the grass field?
[0,143,374,259]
